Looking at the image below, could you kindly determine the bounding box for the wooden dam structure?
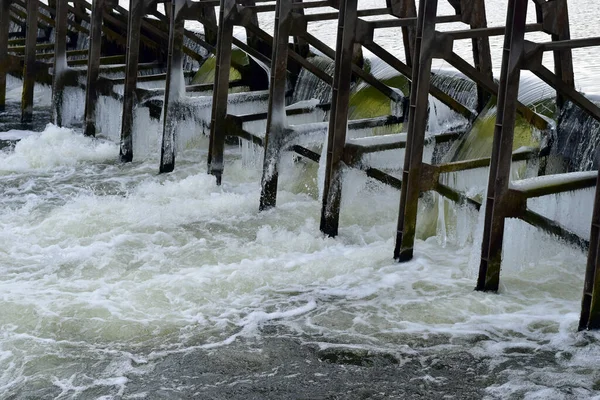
[3,0,600,330]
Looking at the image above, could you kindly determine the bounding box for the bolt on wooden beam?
[477,0,528,292]
[159,1,185,173]
[319,0,358,237]
[259,0,292,211]
[84,0,107,137]
[0,0,11,110]
[120,0,145,163]
[21,0,38,123]
[207,0,236,184]
[52,0,69,126]
[394,0,439,261]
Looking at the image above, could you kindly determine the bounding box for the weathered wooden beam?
[301,32,402,102]
[394,0,438,261]
[363,41,475,120]
[510,171,596,199]
[0,0,11,110]
[445,23,543,40]
[206,0,236,182]
[542,0,575,113]
[391,0,416,67]
[444,50,548,130]
[461,0,494,112]
[240,1,270,91]
[83,0,105,137]
[580,171,600,330]
[120,0,145,162]
[302,7,390,22]
[159,2,185,173]
[477,0,528,292]
[52,0,69,126]
[259,0,292,210]
[528,64,600,125]
[319,0,358,236]
[21,0,38,122]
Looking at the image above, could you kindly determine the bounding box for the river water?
[2,1,600,399]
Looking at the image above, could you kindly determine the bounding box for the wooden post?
[542,0,575,114]
[242,1,269,91]
[21,0,39,122]
[207,0,236,184]
[52,0,69,126]
[120,0,145,162]
[477,0,528,292]
[200,2,218,46]
[389,0,416,67]
[84,0,105,137]
[159,1,184,173]
[464,0,494,112]
[259,0,292,210]
[319,0,358,237]
[579,172,600,330]
[394,0,438,261]
[0,0,11,111]
[289,0,309,89]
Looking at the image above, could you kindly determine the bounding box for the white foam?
[0,124,117,171]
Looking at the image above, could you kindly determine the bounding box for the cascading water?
[2,1,600,398]
[552,97,600,172]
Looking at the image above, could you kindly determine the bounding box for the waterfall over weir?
[3,0,600,398]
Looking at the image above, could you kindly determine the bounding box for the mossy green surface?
[191,50,248,85]
[448,97,542,162]
[348,75,410,120]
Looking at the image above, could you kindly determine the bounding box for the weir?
[2,0,600,331]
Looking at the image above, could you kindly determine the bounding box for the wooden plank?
[21,0,38,122]
[83,0,105,137]
[120,0,144,162]
[319,0,358,236]
[477,0,529,292]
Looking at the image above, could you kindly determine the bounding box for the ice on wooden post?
[159,0,186,173]
[21,0,39,123]
[0,0,11,111]
[207,0,236,184]
[319,0,359,237]
[119,0,146,162]
[84,0,107,137]
[259,0,292,211]
[52,0,69,126]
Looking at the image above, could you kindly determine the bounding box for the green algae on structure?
[191,50,248,94]
[348,73,410,121]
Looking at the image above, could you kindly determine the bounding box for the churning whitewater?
[1,123,600,398]
[2,0,600,398]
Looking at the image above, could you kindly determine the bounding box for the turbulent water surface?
[2,1,600,399]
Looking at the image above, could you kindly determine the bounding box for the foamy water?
[2,0,600,398]
[1,125,600,398]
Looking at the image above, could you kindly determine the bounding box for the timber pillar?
[0,0,11,111]
[159,1,185,173]
[580,171,600,330]
[21,0,38,122]
[476,0,528,291]
[52,0,69,126]
[120,0,147,162]
[207,0,237,183]
[259,0,292,210]
[542,0,575,115]
[393,0,438,260]
[319,0,358,236]
[84,0,114,137]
